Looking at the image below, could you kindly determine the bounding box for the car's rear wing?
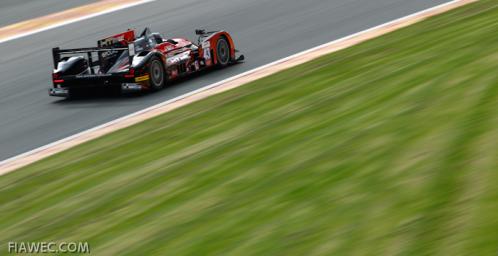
[52,44,136,74]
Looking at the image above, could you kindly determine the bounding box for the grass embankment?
[1,1,498,255]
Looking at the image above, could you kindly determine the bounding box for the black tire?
[148,57,165,91]
[216,37,230,67]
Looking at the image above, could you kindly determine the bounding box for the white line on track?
[0,0,471,175]
[0,0,157,44]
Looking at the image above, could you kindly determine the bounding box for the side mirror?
[195,29,206,35]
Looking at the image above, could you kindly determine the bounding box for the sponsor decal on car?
[121,83,142,91]
[101,50,118,58]
[49,88,69,97]
[202,41,211,60]
[135,74,150,82]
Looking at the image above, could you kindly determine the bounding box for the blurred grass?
[1,0,498,255]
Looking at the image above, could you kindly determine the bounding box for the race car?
[50,28,244,97]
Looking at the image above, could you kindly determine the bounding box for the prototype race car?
[50,28,244,97]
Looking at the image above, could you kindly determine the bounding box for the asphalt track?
[0,0,450,162]
[0,0,98,27]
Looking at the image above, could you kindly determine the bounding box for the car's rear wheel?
[216,37,230,67]
[149,57,165,91]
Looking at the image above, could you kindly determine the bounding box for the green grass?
[2,1,498,255]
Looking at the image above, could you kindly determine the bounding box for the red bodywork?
[98,30,136,47]
[152,31,237,81]
[100,30,237,82]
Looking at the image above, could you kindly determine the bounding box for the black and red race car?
[50,28,244,97]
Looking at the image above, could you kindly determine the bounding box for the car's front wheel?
[216,37,230,67]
